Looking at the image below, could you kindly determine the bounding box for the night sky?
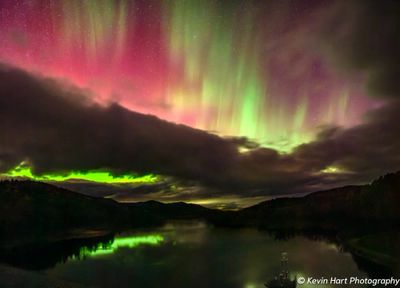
[0,0,399,209]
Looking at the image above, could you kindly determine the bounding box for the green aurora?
[2,163,159,184]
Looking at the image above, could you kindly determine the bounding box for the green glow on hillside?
[75,234,164,258]
[3,163,158,184]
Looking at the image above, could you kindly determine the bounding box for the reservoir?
[1,221,371,287]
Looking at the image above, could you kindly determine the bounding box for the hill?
[0,180,162,246]
[236,171,400,230]
[128,200,221,220]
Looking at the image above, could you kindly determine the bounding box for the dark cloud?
[319,0,400,98]
[1,62,400,206]
[0,64,238,185]
[54,181,173,199]
[293,101,400,179]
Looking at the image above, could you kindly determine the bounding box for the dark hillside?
[0,180,161,246]
[237,171,400,230]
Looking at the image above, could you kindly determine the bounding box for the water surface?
[28,221,371,288]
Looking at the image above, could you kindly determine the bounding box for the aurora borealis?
[0,0,399,208]
[4,162,158,184]
[0,0,377,151]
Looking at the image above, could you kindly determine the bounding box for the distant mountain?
[236,171,400,230]
[128,200,218,219]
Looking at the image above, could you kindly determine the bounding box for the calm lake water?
[6,221,370,287]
